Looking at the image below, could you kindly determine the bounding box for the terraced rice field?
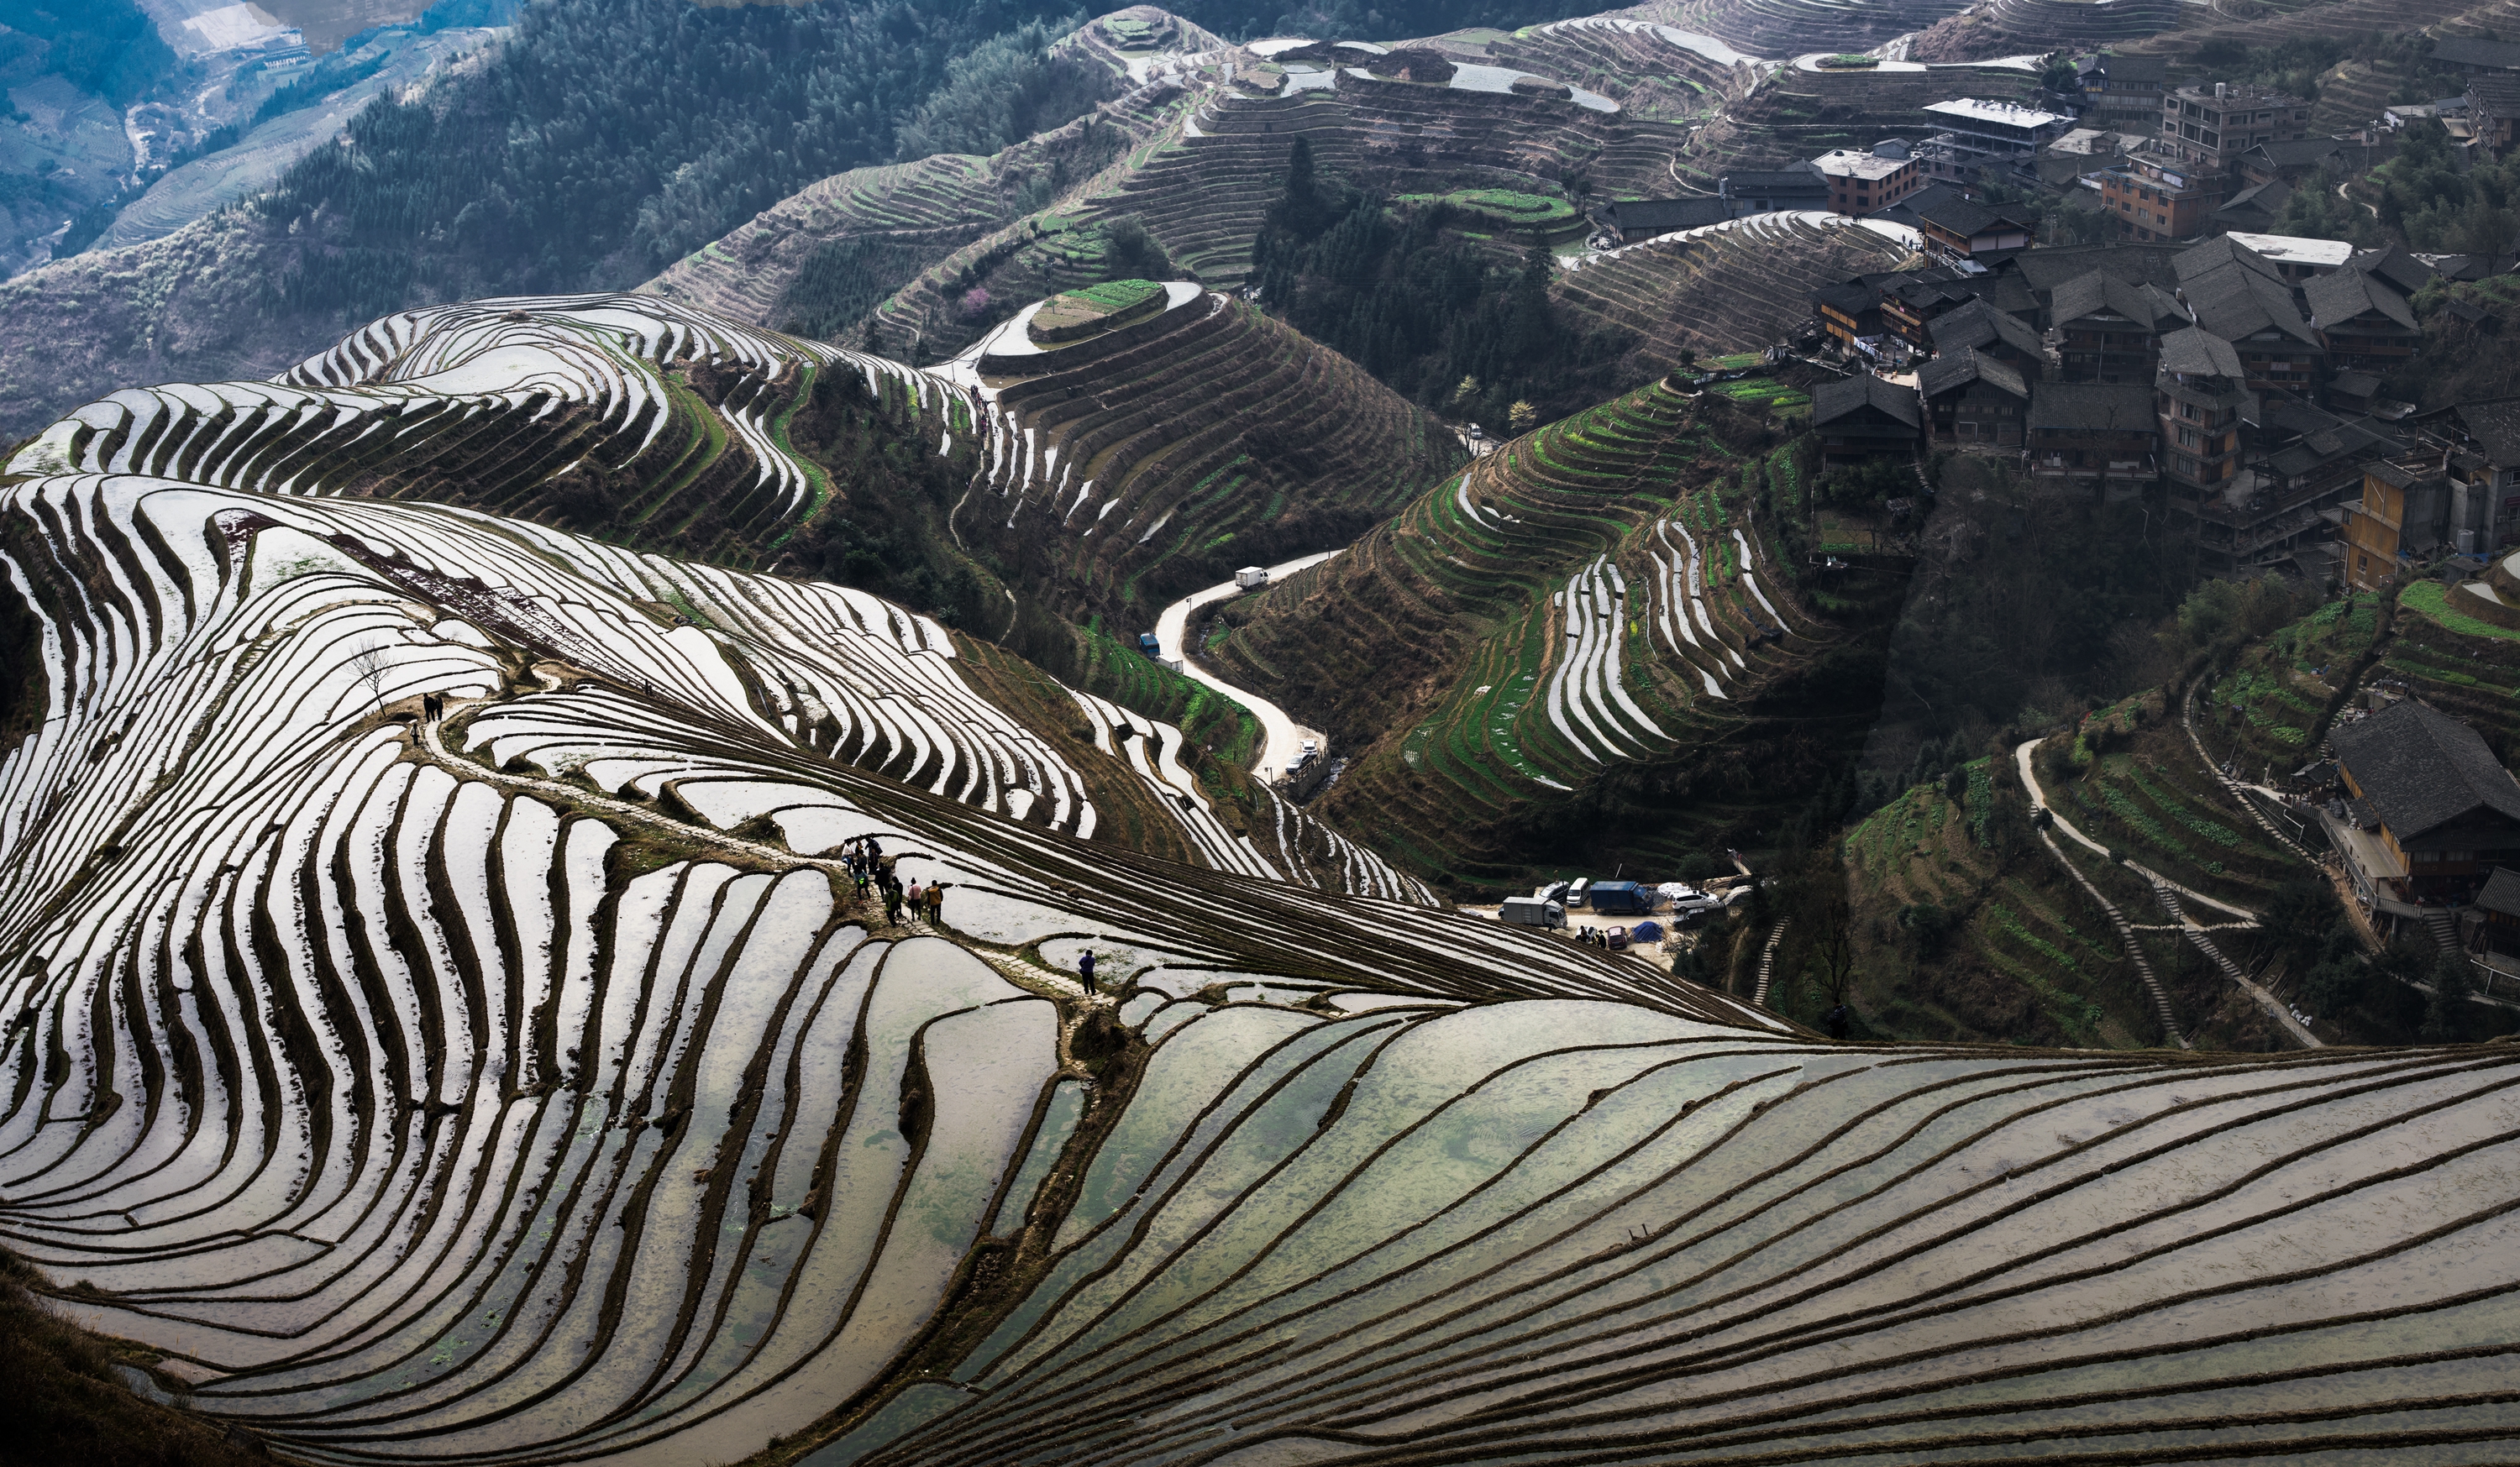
[5,308,2520,1465]
[1844,768,2165,1047]
[1210,376,1881,887]
[2197,593,2382,773]
[2372,583,2520,760]
[7,292,927,566]
[0,469,1761,1464]
[1555,212,1918,383]
[1628,0,1981,61]
[0,292,1421,900]
[862,52,1708,359]
[953,286,1462,621]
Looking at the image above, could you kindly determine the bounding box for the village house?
[2340,452,2452,590]
[2075,51,2168,134]
[1879,267,1990,348]
[1903,186,2038,259]
[2307,265,2423,370]
[2324,699,2520,910]
[1811,280,1887,353]
[2051,269,2187,381]
[1589,196,1747,243]
[1812,374,1924,468]
[1928,297,2050,376]
[1919,348,2030,444]
[1813,145,1924,216]
[2157,326,2251,499]
[2029,381,2158,490]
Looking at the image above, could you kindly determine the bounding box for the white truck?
[1499,896,1565,929]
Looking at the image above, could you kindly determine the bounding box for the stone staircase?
[1754,917,1788,1008]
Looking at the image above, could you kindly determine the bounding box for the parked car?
[1605,925,1630,951]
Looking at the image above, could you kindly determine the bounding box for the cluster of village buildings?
[1656,39,2520,589]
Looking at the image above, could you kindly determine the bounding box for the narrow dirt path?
[2012,740,2260,920]
[2014,737,2318,1049]
[2181,681,2319,865]
[2040,830,2189,1050]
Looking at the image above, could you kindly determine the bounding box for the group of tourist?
[837,836,947,930]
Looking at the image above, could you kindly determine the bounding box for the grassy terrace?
[1840,766,2165,1048]
[2195,593,2380,772]
[2376,580,2520,759]
[1206,376,1883,890]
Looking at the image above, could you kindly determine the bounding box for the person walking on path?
[926,882,946,925]
[881,881,901,927]
[1825,1004,1851,1040]
[904,879,925,924]
[1079,949,1097,995]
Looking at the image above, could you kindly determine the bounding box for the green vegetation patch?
[2402,579,2520,643]
[1397,188,1578,225]
[1029,279,1165,343]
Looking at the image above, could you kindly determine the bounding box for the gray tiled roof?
[2012,244,2181,295]
[1919,348,2027,401]
[2029,381,2155,431]
[2456,398,2520,465]
[2176,234,2281,285]
[2158,325,2246,377]
[2434,35,2520,71]
[1813,372,1922,430]
[1602,197,1745,233]
[1929,297,2046,359]
[2352,244,2437,296]
[2330,699,2520,841]
[2053,270,2187,330]
[2307,267,2420,332]
[2187,263,2322,347]
[2478,865,2520,919]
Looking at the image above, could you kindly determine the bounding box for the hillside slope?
[0,0,1156,439]
[1201,373,1899,890]
[1,291,1439,898]
[947,282,1465,636]
[4,472,2512,1467]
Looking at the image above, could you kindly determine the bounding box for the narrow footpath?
[1152,551,1342,779]
[2013,737,2320,1048]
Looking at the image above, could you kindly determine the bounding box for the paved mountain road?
[1154,551,1341,781]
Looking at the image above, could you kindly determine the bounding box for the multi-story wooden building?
[2076,51,2167,134]
[1929,298,2050,377]
[1919,348,2030,445]
[1813,374,1924,468]
[2307,266,2423,371]
[2326,699,2520,908]
[2051,269,2187,381]
[2157,326,2251,499]
[2029,381,2157,490]
[2340,454,2451,591]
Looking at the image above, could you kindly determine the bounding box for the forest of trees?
[213,0,1609,333]
[1247,139,1619,429]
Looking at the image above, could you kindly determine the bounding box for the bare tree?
[349,640,392,711]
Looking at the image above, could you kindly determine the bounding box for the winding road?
[1154,551,1341,780]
